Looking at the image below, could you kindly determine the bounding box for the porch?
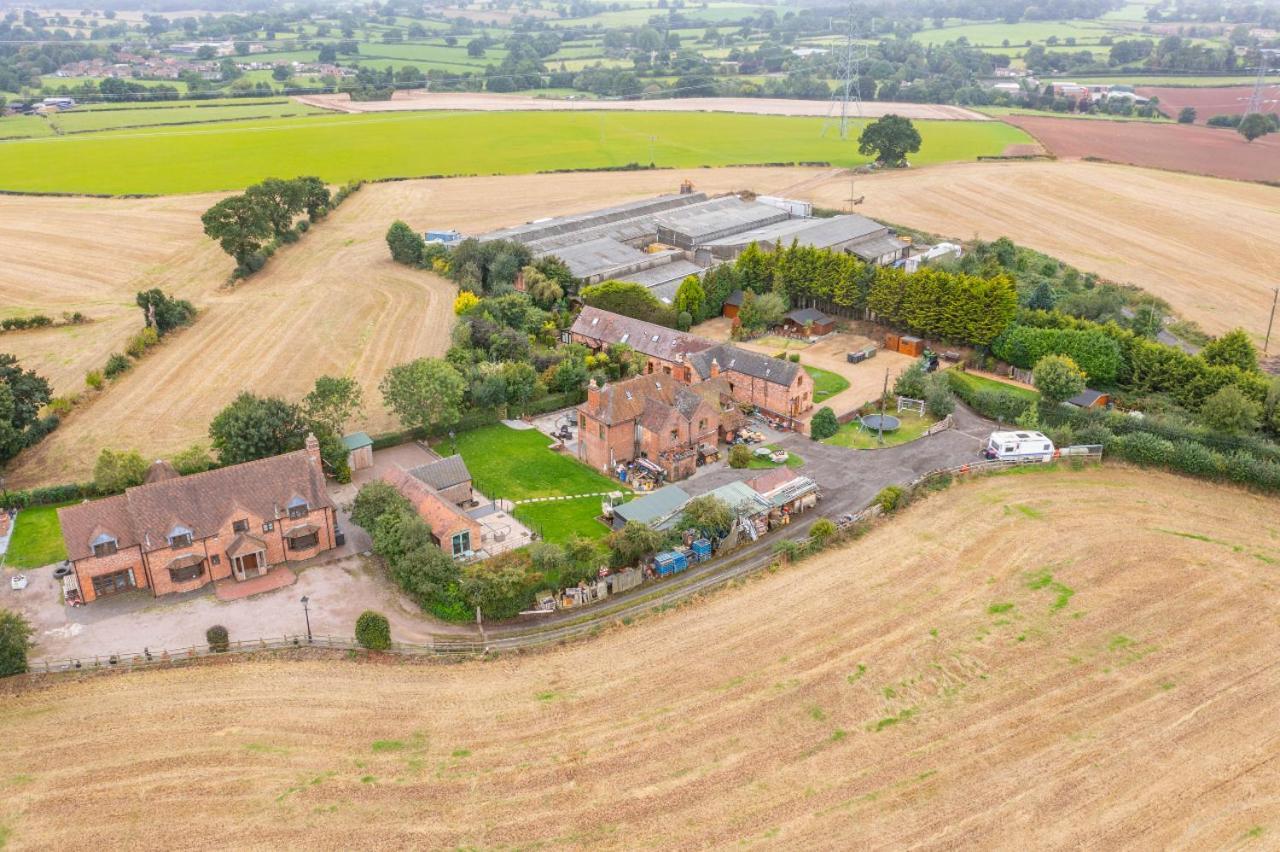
[215,566,297,601]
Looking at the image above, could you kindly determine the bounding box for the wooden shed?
[722,290,745,320]
[1066,388,1111,409]
[341,432,374,472]
[781,307,836,337]
[898,335,924,357]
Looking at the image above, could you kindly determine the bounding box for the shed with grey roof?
[610,485,691,530]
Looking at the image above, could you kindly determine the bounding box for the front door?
[235,552,262,581]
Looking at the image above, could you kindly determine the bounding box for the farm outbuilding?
[611,484,690,530]
[781,307,835,336]
[341,432,374,472]
[722,289,745,320]
[1066,388,1111,409]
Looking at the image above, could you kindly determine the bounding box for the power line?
[820,1,867,140]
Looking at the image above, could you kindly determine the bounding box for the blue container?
[691,539,712,561]
[655,551,689,576]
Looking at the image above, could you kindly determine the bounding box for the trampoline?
[860,413,901,432]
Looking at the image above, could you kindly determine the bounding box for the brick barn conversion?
[57,435,337,603]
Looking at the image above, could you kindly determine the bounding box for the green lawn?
[0,110,1033,195]
[824,411,937,449]
[911,20,1121,47]
[4,503,71,568]
[453,424,626,543]
[805,366,851,403]
[48,101,331,134]
[745,443,805,469]
[948,371,1040,402]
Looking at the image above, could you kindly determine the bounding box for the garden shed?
[610,484,690,530]
[781,307,835,336]
[341,432,374,472]
[1066,388,1110,409]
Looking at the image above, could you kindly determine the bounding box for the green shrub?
[0,610,33,676]
[810,406,839,440]
[728,444,752,468]
[810,517,837,540]
[788,353,801,363]
[875,485,906,513]
[46,396,75,416]
[355,610,392,650]
[103,353,130,378]
[296,219,310,233]
[1110,431,1174,466]
[125,326,159,359]
[84,369,104,389]
[1169,440,1223,478]
[206,625,230,653]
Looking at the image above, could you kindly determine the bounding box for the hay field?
[0,192,226,394]
[820,160,1280,340]
[2,167,836,486]
[3,468,1279,848]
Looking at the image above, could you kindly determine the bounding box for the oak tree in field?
[1238,112,1273,142]
[386,220,425,265]
[858,114,922,167]
[201,195,271,267]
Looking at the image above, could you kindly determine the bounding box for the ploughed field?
[2,468,1278,848]
[0,110,1030,195]
[1002,113,1280,183]
[1137,84,1280,124]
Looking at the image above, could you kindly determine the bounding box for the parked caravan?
[983,430,1055,462]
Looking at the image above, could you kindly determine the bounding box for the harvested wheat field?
[814,159,1280,341]
[0,192,226,394]
[3,167,837,486]
[295,90,991,120]
[2,467,1279,848]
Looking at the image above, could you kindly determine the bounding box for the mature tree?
[858,114,922,167]
[380,357,467,432]
[738,290,787,331]
[0,354,52,435]
[501,361,541,414]
[171,443,214,475]
[606,521,666,567]
[1129,302,1165,339]
[1032,354,1087,408]
[673,275,706,322]
[303,375,363,434]
[924,373,955,418]
[550,357,589,393]
[1238,112,1273,142]
[93,448,148,494]
[459,557,533,619]
[1201,328,1257,372]
[201,194,271,267]
[0,609,33,677]
[1177,106,1196,124]
[351,479,412,531]
[1263,377,1280,436]
[523,265,563,308]
[386,220,424,265]
[209,392,306,465]
[728,443,752,468]
[296,175,331,219]
[136,289,195,335]
[1026,279,1055,311]
[735,242,774,293]
[677,494,733,536]
[809,405,839,439]
[245,177,306,238]
[1198,385,1260,434]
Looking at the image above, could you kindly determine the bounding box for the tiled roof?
[143,460,180,484]
[581,374,713,428]
[689,344,801,386]
[59,447,332,563]
[785,307,832,325]
[570,306,713,363]
[382,468,476,540]
[409,454,471,491]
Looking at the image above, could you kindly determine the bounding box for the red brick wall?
[577,411,636,472]
[723,370,812,421]
[73,545,148,603]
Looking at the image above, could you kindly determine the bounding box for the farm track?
[4,467,1280,848]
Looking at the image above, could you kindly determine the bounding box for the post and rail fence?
[26,448,1103,677]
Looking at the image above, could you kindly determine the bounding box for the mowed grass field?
[0,110,1031,194]
[3,469,1279,847]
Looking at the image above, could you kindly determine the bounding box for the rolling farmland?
[2,468,1278,848]
[0,110,1030,195]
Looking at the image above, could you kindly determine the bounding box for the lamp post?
[300,595,312,644]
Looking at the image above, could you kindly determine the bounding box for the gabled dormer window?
[91,534,118,558]
[287,497,309,519]
[168,525,193,549]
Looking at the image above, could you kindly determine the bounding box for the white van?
[983,430,1055,462]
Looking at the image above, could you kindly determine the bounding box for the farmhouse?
[571,307,814,424]
[576,373,731,479]
[57,435,336,603]
[381,466,483,558]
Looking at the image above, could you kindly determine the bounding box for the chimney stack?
[586,380,603,410]
[304,432,322,469]
[710,357,720,379]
